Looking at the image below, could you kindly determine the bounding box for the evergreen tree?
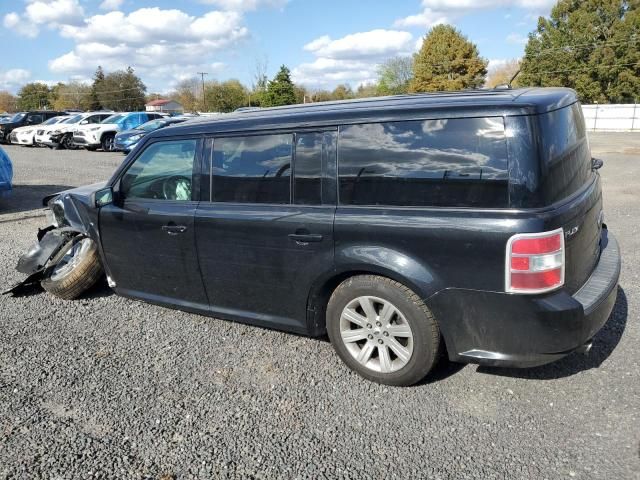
[95,67,146,111]
[89,66,105,110]
[410,25,487,92]
[17,82,52,110]
[263,65,297,107]
[520,0,640,103]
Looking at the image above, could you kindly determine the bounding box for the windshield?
[9,113,26,122]
[102,114,125,124]
[64,114,83,124]
[136,119,167,132]
[43,117,65,126]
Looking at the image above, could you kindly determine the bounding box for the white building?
[145,99,184,115]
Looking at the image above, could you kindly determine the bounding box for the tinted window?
[28,114,44,124]
[295,132,325,205]
[212,134,292,204]
[121,139,197,201]
[338,118,508,208]
[538,103,591,203]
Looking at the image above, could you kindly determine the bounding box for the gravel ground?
[0,137,638,479]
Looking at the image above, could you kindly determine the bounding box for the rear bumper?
[430,229,621,367]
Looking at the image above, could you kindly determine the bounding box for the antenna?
[508,69,521,89]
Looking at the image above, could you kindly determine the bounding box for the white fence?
[582,104,640,131]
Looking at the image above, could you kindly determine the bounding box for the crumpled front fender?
[3,227,81,295]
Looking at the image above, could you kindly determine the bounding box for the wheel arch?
[306,246,444,336]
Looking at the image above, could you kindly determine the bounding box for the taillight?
[505,228,564,294]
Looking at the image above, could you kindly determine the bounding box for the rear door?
[195,129,336,331]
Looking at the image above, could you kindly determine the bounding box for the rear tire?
[327,275,440,386]
[41,237,103,300]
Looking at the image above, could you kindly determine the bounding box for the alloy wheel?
[339,296,414,373]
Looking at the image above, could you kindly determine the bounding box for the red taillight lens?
[506,229,564,294]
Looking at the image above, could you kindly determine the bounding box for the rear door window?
[212,134,292,204]
[294,131,333,205]
[338,117,509,208]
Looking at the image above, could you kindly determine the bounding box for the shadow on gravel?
[477,287,628,380]
[0,184,73,216]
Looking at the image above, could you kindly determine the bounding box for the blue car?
[114,117,190,153]
[0,145,12,197]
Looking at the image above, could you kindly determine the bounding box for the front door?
[100,137,208,309]
[195,130,337,332]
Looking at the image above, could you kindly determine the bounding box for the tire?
[101,133,115,152]
[41,237,103,300]
[326,275,440,386]
[58,134,71,150]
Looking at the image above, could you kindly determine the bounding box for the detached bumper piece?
[2,227,77,296]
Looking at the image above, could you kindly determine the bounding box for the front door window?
[121,139,197,201]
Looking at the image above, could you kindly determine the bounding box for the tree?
[377,56,413,95]
[89,66,105,110]
[485,59,522,88]
[205,79,248,112]
[410,25,487,92]
[95,67,146,111]
[331,84,354,100]
[50,81,92,110]
[520,0,640,103]
[17,82,52,110]
[0,90,18,112]
[170,78,200,112]
[263,65,297,107]
[355,84,379,98]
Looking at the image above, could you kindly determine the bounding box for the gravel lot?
[0,136,638,479]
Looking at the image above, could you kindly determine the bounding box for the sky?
[0,0,558,94]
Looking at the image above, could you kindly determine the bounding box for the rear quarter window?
[338,117,509,208]
[538,103,592,203]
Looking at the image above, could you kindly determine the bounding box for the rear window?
[538,103,591,203]
[338,117,509,208]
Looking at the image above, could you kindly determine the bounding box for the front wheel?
[41,237,103,300]
[101,133,115,152]
[327,275,441,386]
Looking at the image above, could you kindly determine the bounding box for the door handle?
[288,233,323,243]
[162,224,188,235]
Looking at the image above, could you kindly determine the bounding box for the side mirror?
[26,118,34,124]
[80,120,89,125]
[92,186,113,208]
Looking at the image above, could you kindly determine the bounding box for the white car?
[11,116,70,146]
[72,112,167,152]
[45,111,114,149]
[34,116,75,146]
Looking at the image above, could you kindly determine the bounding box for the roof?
[146,99,181,107]
[156,87,579,138]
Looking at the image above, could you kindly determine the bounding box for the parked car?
[46,112,114,150]
[0,145,11,197]
[30,116,74,146]
[72,112,167,152]
[6,88,620,386]
[0,111,65,143]
[114,117,191,153]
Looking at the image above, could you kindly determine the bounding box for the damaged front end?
[3,183,105,296]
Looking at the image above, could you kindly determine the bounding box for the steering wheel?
[162,175,192,201]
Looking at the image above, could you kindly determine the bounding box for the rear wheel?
[41,237,103,300]
[327,275,440,386]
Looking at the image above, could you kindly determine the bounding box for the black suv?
[0,111,65,143]
[8,88,620,386]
